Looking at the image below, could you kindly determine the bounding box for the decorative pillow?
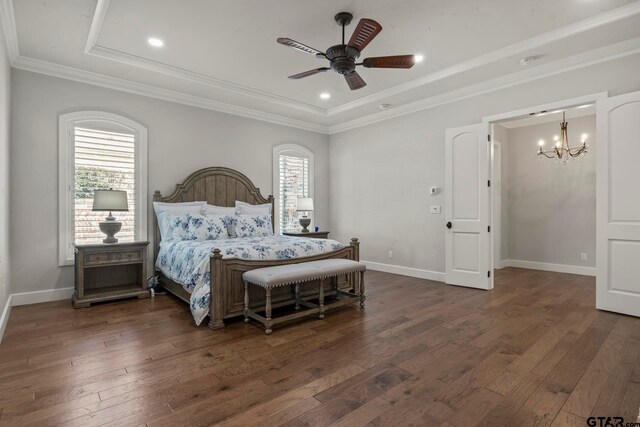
[234,214,274,237]
[153,201,206,241]
[165,213,194,241]
[204,204,238,237]
[235,201,272,216]
[186,214,229,240]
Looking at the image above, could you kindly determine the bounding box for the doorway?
[491,105,597,277]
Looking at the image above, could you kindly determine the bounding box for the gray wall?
[0,25,10,321]
[9,70,330,293]
[329,53,640,275]
[501,115,596,267]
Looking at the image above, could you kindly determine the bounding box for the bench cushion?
[242,259,366,288]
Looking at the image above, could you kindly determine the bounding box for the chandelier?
[537,111,588,162]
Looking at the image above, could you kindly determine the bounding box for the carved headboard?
[152,167,275,262]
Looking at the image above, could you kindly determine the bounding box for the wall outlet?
[430,205,441,214]
[581,253,588,261]
[388,251,393,258]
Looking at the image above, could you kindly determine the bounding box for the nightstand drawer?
[84,249,142,266]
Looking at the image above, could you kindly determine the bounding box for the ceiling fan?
[277,12,416,91]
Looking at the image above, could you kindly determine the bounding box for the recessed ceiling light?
[414,54,424,63]
[319,92,330,100]
[148,37,164,47]
[576,104,593,109]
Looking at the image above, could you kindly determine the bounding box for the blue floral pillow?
[234,214,274,237]
[166,214,193,241]
[187,214,229,240]
[168,214,229,240]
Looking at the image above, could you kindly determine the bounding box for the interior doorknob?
[446,221,452,229]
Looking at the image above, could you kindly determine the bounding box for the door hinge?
[488,180,491,187]
[487,134,491,142]
[488,271,491,278]
[488,226,491,232]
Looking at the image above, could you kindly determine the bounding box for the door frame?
[481,91,608,283]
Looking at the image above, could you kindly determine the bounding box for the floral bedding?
[156,236,345,325]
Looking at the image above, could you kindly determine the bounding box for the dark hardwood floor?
[1,268,639,426]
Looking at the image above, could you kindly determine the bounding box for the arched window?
[58,111,148,265]
[272,144,314,234]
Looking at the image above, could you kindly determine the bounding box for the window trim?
[58,111,148,266]
[272,144,315,235]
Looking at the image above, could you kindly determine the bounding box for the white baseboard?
[0,294,12,344]
[11,287,74,306]
[362,260,445,282]
[498,259,596,276]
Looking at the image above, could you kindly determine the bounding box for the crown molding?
[328,38,640,134]
[326,1,640,116]
[84,0,110,54]
[84,0,326,117]
[11,55,330,134]
[0,0,18,63]
[83,1,640,119]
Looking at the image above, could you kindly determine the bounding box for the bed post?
[350,238,360,261]
[350,238,360,294]
[153,191,162,267]
[208,249,225,330]
[268,195,275,233]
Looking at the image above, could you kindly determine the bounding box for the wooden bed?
[152,167,360,330]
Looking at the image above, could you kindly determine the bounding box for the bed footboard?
[207,238,360,330]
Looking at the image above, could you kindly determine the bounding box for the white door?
[596,91,640,317]
[445,123,492,290]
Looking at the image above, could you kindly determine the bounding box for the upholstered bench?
[242,259,366,334]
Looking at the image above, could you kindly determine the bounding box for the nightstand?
[73,241,150,308]
[283,231,330,239]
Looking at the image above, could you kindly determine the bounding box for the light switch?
[430,206,441,214]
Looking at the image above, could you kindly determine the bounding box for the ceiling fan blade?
[344,71,367,90]
[362,55,416,69]
[288,68,329,79]
[277,37,324,56]
[347,18,382,52]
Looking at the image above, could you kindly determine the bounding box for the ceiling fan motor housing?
[326,45,360,74]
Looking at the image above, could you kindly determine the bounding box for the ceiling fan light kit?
[277,12,417,91]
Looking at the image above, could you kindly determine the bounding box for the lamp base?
[299,217,311,233]
[99,220,122,244]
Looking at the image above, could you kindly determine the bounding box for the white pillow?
[153,201,205,241]
[235,200,272,215]
[204,204,236,215]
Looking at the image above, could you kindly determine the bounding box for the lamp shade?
[92,190,129,212]
[296,197,314,212]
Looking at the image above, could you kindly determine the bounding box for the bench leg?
[265,288,273,335]
[243,281,249,323]
[294,283,300,310]
[359,271,366,308]
[334,276,340,301]
[318,278,325,319]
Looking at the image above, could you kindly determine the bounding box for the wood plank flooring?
[1,268,639,426]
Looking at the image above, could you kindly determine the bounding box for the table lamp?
[296,197,314,233]
[92,189,129,243]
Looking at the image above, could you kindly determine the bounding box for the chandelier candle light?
[537,111,588,162]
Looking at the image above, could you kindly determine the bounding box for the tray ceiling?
[6,0,640,132]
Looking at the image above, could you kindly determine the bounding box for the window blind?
[74,126,136,243]
[278,154,309,233]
